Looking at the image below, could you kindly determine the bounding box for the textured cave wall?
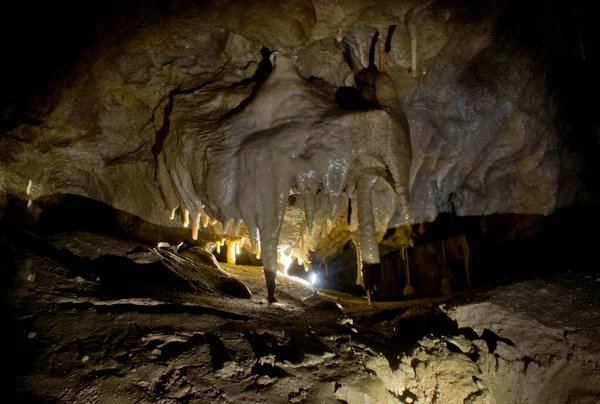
[0,0,593,263]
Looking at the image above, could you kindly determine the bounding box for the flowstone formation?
[0,0,584,300]
[157,51,412,301]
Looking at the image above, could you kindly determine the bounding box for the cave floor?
[3,231,600,403]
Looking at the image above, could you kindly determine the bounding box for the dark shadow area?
[351,307,481,370]
[222,47,273,118]
[334,86,378,110]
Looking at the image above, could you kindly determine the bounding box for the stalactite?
[192,212,201,240]
[226,239,237,264]
[356,179,380,265]
[402,246,415,297]
[442,239,446,264]
[406,0,433,77]
[183,209,190,228]
[156,51,412,302]
[458,233,471,288]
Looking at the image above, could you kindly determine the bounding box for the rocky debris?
[358,274,600,404]
[38,231,252,300]
[3,229,599,403]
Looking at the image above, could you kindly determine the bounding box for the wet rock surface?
[3,230,599,403]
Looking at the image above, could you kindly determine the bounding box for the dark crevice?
[205,333,231,371]
[244,330,330,365]
[459,327,480,340]
[75,339,87,359]
[368,31,380,67]
[353,308,499,371]
[335,87,378,110]
[481,329,515,353]
[288,388,307,401]
[156,333,206,361]
[464,389,486,403]
[397,389,418,402]
[152,367,175,399]
[106,143,146,165]
[250,362,291,378]
[521,355,538,372]
[385,25,397,53]
[57,300,251,320]
[222,47,273,118]
[152,86,179,160]
[353,308,461,370]
[445,339,464,354]
[151,79,220,178]
[156,332,229,370]
[347,198,352,224]
[87,367,124,378]
[339,39,363,73]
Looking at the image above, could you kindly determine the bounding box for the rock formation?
[0,0,592,299]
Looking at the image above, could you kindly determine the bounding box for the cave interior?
[1,0,600,403]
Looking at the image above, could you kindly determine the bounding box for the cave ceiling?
[0,0,590,291]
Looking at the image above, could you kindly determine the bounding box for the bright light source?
[226,239,237,264]
[310,273,318,285]
[278,246,294,275]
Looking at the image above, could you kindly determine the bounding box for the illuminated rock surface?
[1,0,599,401]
